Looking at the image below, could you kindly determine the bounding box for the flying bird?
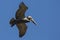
[9,2,37,37]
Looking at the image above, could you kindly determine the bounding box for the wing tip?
[19,2,28,9]
[19,34,24,37]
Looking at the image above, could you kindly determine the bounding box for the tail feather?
[9,18,16,27]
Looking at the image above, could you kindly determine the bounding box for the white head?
[27,16,32,21]
[27,16,37,25]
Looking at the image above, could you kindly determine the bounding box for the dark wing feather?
[15,2,28,19]
[16,23,27,37]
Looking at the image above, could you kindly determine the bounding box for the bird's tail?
[9,18,16,27]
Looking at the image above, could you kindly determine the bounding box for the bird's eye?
[28,18,31,20]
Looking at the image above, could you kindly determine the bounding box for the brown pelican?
[9,2,37,37]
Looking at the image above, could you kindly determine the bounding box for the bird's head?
[27,16,32,21]
[27,16,37,25]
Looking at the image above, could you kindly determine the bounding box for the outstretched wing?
[16,23,27,37]
[15,2,28,19]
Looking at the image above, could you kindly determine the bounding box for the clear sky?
[0,0,60,40]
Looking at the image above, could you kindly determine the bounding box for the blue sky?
[0,0,60,40]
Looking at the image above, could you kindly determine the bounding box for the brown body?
[9,2,28,37]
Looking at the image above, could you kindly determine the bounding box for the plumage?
[15,2,28,37]
[16,23,27,37]
[10,2,28,37]
[15,2,28,19]
[9,2,37,37]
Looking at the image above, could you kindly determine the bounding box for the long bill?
[31,18,37,25]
